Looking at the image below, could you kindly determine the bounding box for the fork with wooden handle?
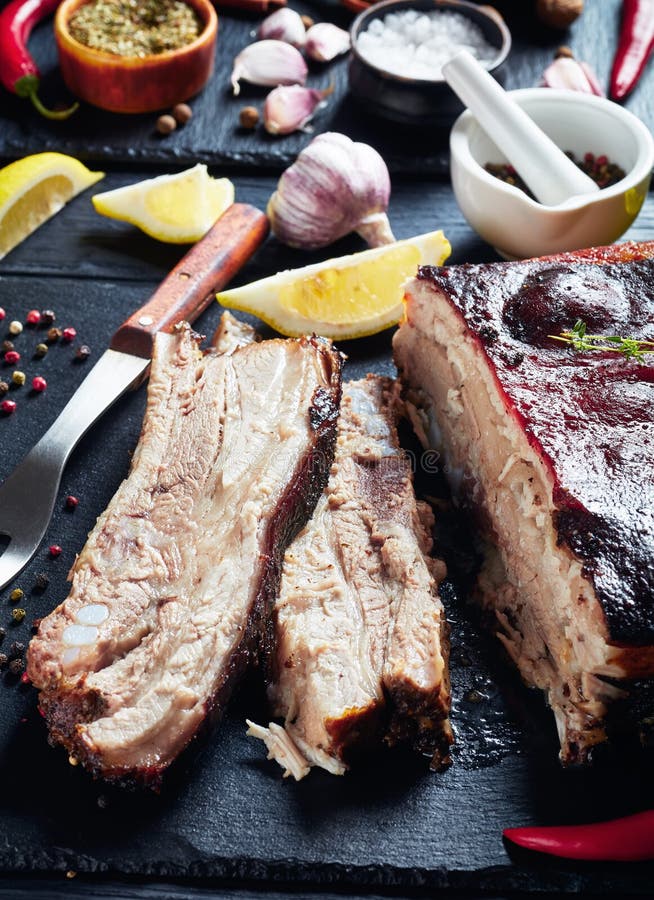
[0,203,269,590]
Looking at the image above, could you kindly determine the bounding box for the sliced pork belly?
[393,241,654,763]
[28,320,341,784]
[251,376,452,778]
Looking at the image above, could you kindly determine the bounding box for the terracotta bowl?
[54,0,218,114]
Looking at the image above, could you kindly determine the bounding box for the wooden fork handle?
[110,203,269,359]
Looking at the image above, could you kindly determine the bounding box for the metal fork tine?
[0,540,38,592]
[0,349,148,591]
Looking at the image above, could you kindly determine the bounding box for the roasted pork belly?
[393,241,654,763]
[28,319,341,784]
[250,375,452,778]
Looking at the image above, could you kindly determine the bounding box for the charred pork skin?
[27,319,341,784]
[250,375,452,778]
[393,241,654,763]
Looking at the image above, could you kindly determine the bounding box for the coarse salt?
[357,10,499,80]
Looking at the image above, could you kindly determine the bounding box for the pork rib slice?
[251,375,452,778]
[27,318,341,784]
[393,241,654,763]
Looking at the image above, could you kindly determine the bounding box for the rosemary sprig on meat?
[550,319,654,362]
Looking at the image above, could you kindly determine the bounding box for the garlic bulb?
[304,23,351,63]
[264,84,333,135]
[257,8,306,48]
[231,41,308,96]
[267,132,395,250]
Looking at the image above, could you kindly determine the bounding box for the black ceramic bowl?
[348,0,511,127]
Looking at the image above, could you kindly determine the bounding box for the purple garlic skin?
[263,84,333,135]
[267,132,395,249]
[542,56,604,95]
[257,8,306,48]
[231,40,308,96]
[304,23,351,63]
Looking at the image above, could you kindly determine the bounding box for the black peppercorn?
[0,626,5,639]
[8,657,24,675]
[9,641,25,659]
[0,381,8,396]
[75,344,91,361]
[40,310,56,326]
[2,340,14,353]
[34,573,49,591]
[0,653,7,668]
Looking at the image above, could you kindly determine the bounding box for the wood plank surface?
[1,0,653,173]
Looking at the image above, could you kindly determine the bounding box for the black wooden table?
[1,1,654,898]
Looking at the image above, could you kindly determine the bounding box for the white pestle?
[442,50,599,207]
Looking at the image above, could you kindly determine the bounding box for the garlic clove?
[579,61,604,97]
[267,132,395,250]
[304,23,351,63]
[542,55,604,96]
[231,40,308,96]
[263,84,333,135]
[257,8,306,48]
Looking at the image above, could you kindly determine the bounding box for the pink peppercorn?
[4,350,20,365]
[31,375,47,392]
[49,545,62,558]
[20,672,31,685]
[62,327,76,342]
[0,308,5,321]
[65,495,79,510]
[1,399,16,415]
[26,309,41,325]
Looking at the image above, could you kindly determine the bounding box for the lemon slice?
[92,165,235,244]
[0,153,104,261]
[216,231,451,339]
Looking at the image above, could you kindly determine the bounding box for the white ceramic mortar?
[450,88,654,259]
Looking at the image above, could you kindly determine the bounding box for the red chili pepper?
[0,0,78,119]
[504,809,654,861]
[610,0,654,100]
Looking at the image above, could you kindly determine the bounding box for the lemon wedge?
[0,153,104,261]
[216,231,451,339]
[92,165,235,243]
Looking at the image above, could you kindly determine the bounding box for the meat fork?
[0,204,269,590]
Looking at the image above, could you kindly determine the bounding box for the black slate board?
[1,0,654,173]
[1,171,654,895]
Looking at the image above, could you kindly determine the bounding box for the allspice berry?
[156,114,177,135]
[172,103,192,125]
[239,106,259,130]
[536,0,583,29]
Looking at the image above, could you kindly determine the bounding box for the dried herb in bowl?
[68,0,203,57]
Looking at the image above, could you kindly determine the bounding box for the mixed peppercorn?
[1,305,85,682]
[0,306,90,416]
[485,151,626,199]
